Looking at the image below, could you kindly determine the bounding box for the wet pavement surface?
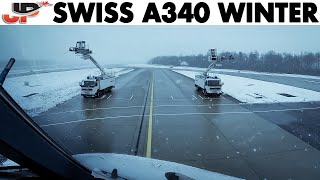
[34,68,320,179]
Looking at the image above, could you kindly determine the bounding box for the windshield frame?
[0,84,94,178]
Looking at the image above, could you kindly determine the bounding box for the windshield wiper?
[0,58,15,85]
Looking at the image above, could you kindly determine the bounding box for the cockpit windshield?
[1,26,320,180]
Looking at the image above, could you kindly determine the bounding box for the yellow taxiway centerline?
[146,74,154,158]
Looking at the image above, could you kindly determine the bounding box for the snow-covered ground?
[8,64,94,75]
[171,66,320,80]
[3,68,134,117]
[173,70,320,104]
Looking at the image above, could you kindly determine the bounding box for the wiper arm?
[0,58,15,85]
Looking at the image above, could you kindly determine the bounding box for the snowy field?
[3,68,134,117]
[132,64,320,80]
[173,70,320,104]
[174,66,320,80]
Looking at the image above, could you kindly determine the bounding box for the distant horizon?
[1,49,319,66]
[1,26,320,65]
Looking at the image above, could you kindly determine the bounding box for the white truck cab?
[80,78,98,97]
[195,75,223,96]
[80,75,115,97]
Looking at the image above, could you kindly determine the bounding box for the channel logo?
[2,2,52,24]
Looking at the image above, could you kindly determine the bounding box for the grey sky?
[0,26,320,65]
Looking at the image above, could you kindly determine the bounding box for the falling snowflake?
[153,149,159,153]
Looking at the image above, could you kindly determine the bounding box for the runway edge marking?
[146,73,154,158]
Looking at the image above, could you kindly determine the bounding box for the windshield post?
[0,58,15,86]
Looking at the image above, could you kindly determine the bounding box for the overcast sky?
[1,26,320,65]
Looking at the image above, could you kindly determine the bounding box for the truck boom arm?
[203,61,217,76]
[82,55,107,76]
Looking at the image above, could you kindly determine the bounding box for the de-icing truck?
[195,49,233,96]
[69,41,115,98]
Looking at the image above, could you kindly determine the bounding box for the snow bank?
[3,68,133,117]
[173,70,320,104]
[116,68,134,77]
[173,66,320,80]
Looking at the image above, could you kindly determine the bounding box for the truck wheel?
[203,89,207,96]
[96,91,101,98]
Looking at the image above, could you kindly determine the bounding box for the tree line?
[148,51,320,76]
